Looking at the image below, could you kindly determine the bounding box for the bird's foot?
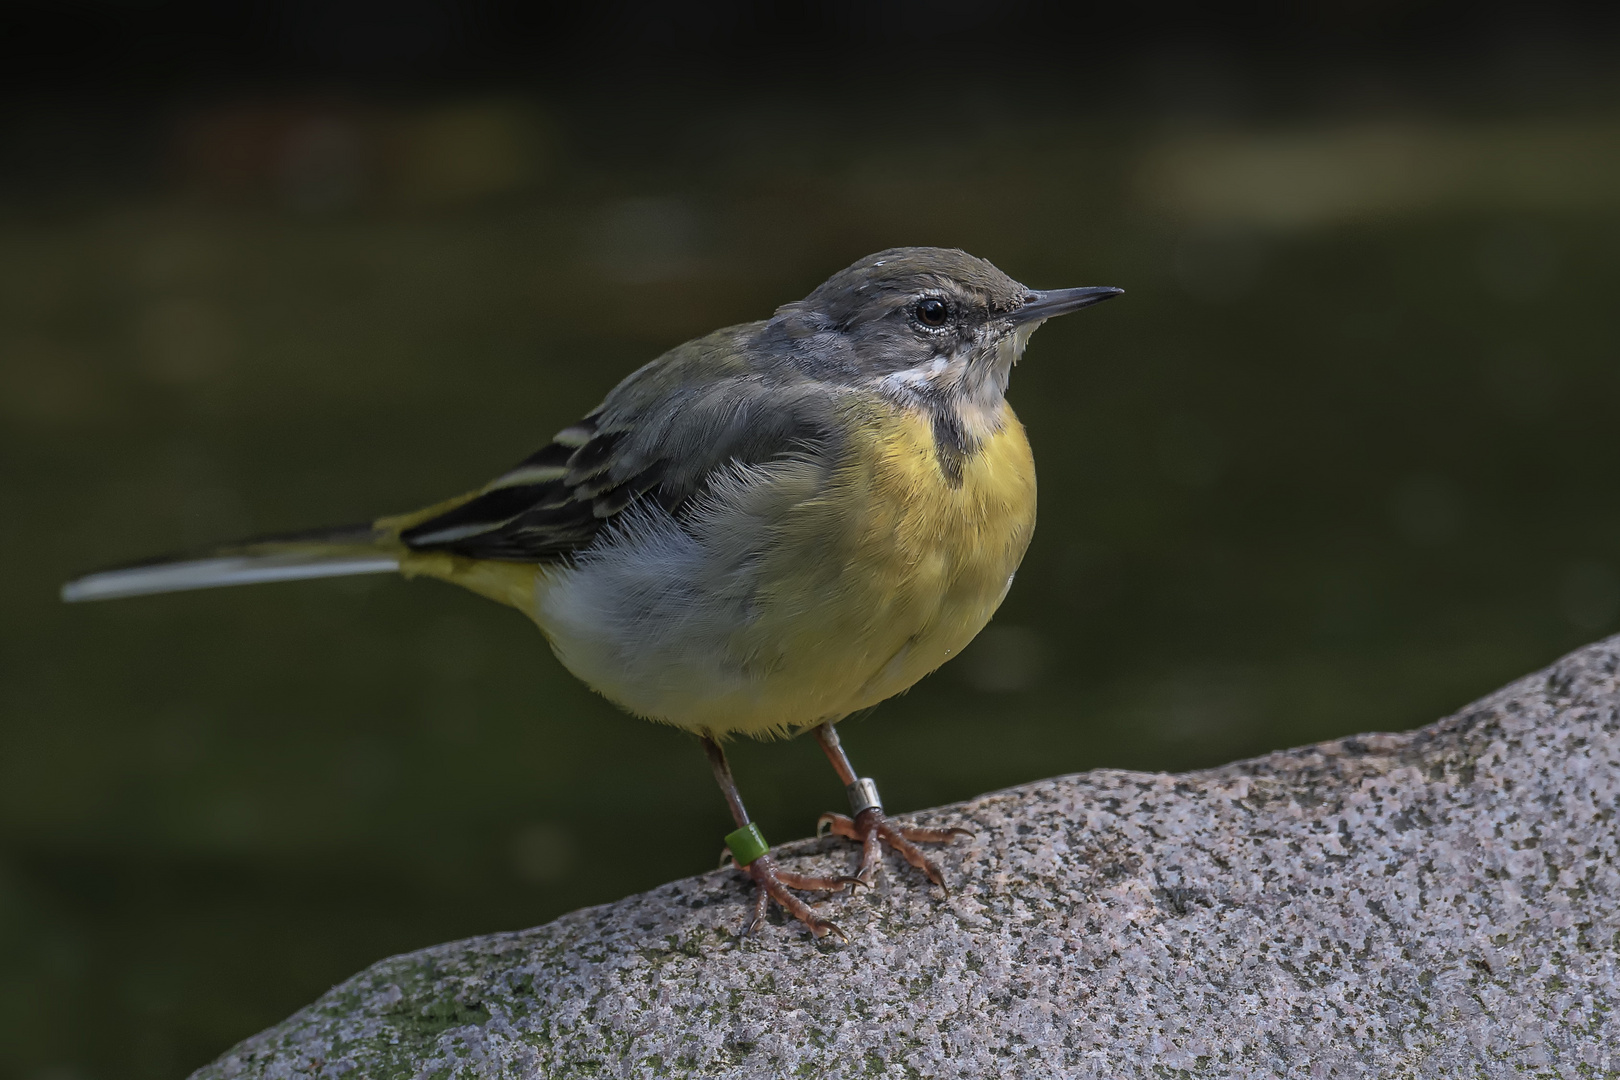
[731,853,856,940]
[817,807,972,891]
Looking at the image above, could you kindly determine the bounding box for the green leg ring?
[724,822,769,867]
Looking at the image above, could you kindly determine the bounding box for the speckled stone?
[195,637,1620,1079]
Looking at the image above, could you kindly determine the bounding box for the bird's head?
[779,247,1121,432]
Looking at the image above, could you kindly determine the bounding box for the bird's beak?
[1011,286,1124,325]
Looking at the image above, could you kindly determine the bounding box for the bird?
[62,247,1121,939]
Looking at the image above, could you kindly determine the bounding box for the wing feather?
[398,322,846,563]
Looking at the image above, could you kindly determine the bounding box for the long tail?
[60,524,401,603]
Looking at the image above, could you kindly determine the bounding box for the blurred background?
[4,0,1620,1076]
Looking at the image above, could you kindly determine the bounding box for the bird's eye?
[914,297,949,327]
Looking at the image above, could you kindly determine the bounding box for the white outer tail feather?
[60,555,400,603]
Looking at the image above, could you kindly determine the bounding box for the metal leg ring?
[846,777,883,817]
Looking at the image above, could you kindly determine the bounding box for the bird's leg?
[701,735,853,940]
[813,721,972,892]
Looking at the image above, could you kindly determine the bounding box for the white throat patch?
[874,322,1036,443]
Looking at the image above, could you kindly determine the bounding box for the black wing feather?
[401,427,654,561]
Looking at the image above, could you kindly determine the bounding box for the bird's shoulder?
[390,320,872,562]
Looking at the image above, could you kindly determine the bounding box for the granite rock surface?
[196,637,1620,1078]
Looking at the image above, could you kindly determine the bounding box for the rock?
[195,638,1620,1078]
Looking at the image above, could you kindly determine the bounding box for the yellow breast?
[732,399,1037,732]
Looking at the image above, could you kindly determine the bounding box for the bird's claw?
[733,853,854,940]
[820,807,970,892]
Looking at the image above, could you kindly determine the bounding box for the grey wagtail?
[62,247,1121,939]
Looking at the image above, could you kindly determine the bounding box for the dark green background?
[4,83,1620,1077]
